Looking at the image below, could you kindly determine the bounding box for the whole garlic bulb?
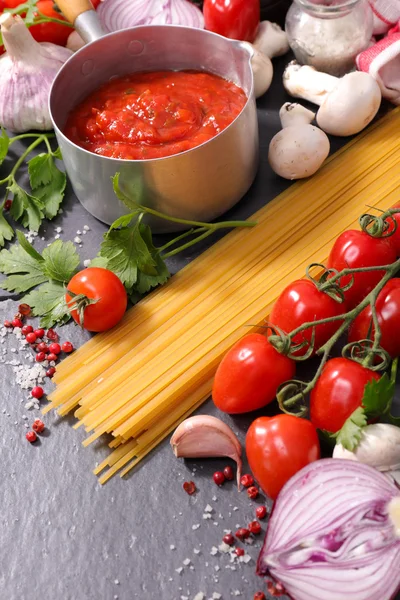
[0,14,72,132]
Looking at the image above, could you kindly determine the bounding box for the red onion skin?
[97,0,204,33]
[257,459,400,600]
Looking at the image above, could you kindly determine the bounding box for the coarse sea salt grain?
[204,505,213,513]
[203,513,212,520]
[170,545,176,551]
[175,567,183,575]
[183,558,191,566]
[193,548,200,555]
[192,524,200,530]
[218,542,231,554]
[210,547,218,556]
[193,594,205,600]
[74,236,82,244]
[212,594,222,599]
[83,225,90,231]
[83,259,91,268]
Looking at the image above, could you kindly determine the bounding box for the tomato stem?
[277,257,400,416]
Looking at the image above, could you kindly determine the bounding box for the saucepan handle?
[57,0,105,43]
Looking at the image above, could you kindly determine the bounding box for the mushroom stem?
[283,61,338,106]
[279,102,315,128]
[254,21,289,59]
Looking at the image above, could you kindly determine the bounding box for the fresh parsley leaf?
[16,230,43,263]
[0,242,47,293]
[134,223,170,295]
[52,147,63,160]
[98,221,158,290]
[41,240,79,283]
[334,407,367,451]
[23,281,71,328]
[88,256,109,269]
[112,172,145,211]
[8,179,44,232]
[0,128,9,166]
[28,153,67,219]
[108,213,137,233]
[362,372,395,419]
[0,211,14,247]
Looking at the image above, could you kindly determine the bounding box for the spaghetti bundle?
[46,108,400,483]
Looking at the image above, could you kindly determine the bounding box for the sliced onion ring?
[97,0,204,33]
[258,458,400,600]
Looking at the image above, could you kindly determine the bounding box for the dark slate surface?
[0,55,398,600]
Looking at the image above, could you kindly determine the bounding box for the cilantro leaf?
[42,240,79,283]
[16,230,43,263]
[0,242,47,293]
[23,281,71,328]
[112,172,144,211]
[362,372,395,419]
[0,210,14,247]
[28,153,67,219]
[334,407,367,451]
[8,179,44,232]
[99,221,158,290]
[0,128,9,166]
[134,223,170,295]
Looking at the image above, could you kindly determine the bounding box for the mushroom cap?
[317,71,382,136]
[268,124,330,180]
[248,45,273,99]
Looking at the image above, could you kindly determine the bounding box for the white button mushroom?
[283,61,382,136]
[268,102,330,180]
[245,22,289,99]
[333,423,400,472]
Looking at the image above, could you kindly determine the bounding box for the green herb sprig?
[0,129,66,246]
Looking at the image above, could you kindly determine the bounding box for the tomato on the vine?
[310,357,380,432]
[66,267,128,333]
[212,333,295,414]
[327,230,396,309]
[269,279,346,356]
[29,1,72,46]
[348,278,400,358]
[203,0,260,42]
[385,202,400,256]
[2,0,24,7]
[246,415,320,500]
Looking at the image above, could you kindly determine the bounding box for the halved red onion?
[257,459,400,600]
[97,0,204,33]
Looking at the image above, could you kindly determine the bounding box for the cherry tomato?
[66,267,128,332]
[29,1,72,46]
[203,0,260,42]
[246,415,320,500]
[385,202,400,256]
[310,357,380,433]
[212,333,295,414]
[327,230,396,309]
[2,0,24,7]
[269,279,346,356]
[348,279,400,358]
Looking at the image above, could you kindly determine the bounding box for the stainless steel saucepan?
[51,0,259,231]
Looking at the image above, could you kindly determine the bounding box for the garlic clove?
[170,415,242,488]
[333,423,400,472]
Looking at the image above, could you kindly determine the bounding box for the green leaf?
[0,211,14,247]
[88,256,109,269]
[16,230,44,263]
[134,223,170,295]
[28,153,67,219]
[52,147,63,160]
[41,239,80,283]
[0,128,10,166]
[362,372,395,419]
[22,281,71,328]
[0,243,47,293]
[112,172,143,211]
[108,213,137,233]
[8,179,44,232]
[334,407,368,451]
[99,221,158,290]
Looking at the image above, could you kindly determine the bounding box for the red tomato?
[2,0,25,7]
[212,333,295,414]
[269,279,346,356]
[385,202,400,256]
[310,357,380,432]
[246,415,320,500]
[90,0,101,7]
[66,267,127,332]
[327,230,396,309]
[348,278,400,358]
[29,1,72,46]
[203,0,260,42]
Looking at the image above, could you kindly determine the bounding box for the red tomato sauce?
[64,71,247,160]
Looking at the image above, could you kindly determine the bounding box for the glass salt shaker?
[285,0,373,77]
